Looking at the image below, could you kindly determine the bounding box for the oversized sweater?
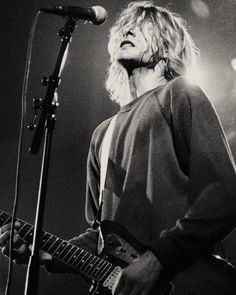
[47,76,236,276]
[84,76,236,275]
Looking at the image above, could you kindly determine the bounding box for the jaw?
[117,56,156,77]
[116,56,140,76]
[116,47,142,74]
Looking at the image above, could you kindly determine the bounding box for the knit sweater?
[47,76,236,276]
[84,76,236,275]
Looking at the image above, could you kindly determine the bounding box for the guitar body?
[90,220,236,295]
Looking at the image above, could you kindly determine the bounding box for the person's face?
[115,17,158,70]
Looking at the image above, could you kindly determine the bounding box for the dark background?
[0,0,236,294]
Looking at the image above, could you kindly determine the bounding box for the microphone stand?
[25,17,77,295]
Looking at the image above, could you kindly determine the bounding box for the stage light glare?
[185,66,203,85]
[191,0,210,19]
[231,58,236,72]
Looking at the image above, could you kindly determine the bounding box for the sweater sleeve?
[148,78,236,276]
[85,118,111,226]
[85,132,100,226]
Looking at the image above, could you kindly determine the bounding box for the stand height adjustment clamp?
[27,97,43,130]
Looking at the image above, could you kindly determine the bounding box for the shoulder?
[157,76,214,115]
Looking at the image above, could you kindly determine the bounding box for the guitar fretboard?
[0,210,113,282]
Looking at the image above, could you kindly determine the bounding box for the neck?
[120,62,167,106]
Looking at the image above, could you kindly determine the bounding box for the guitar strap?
[93,114,118,229]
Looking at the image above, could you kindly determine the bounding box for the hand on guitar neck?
[0,221,52,265]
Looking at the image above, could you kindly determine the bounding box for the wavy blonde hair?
[106,1,199,104]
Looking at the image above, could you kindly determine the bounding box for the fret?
[68,248,93,269]
[0,212,8,218]
[53,241,69,259]
[41,232,54,249]
[42,234,57,252]
[2,215,11,226]
[0,212,8,226]
[63,245,78,263]
[17,222,32,241]
[80,255,99,273]
[0,217,5,227]
[96,262,113,281]
[17,222,28,235]
[90,259,112,281]
[59,243,74,261]
[66,248,81,264]
[71,249,88,267]
[75,252,94,269]
[22,226,34,241]
[47,238,64,255]
[86,256,104,277]
[75,254,109,280]
[86,257,107,278]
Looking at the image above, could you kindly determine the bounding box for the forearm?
[148,182,235,277]
[152,79,236,277]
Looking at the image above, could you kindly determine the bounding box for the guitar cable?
[4,11,40,295]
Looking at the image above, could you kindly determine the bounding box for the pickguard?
[103,232,141,264]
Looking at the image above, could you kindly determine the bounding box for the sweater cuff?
[147,235,194,278]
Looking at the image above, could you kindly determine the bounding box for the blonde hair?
[106,1,199,104]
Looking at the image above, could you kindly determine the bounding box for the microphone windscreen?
[92,6,108,25]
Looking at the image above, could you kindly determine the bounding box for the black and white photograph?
[0,1,236,294]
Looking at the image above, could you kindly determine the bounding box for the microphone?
[40,5,107,25]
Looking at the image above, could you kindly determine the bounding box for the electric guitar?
[0,210,235,295]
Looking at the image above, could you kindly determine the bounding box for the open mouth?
[120,40,135,48]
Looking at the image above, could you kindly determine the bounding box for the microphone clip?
[58,17,77,39]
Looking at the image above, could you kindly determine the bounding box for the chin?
[116,52,140,66]
[117,46,140,58]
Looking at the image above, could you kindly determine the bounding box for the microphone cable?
[4,11,40,295]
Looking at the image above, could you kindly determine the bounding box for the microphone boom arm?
[29,17,76,154]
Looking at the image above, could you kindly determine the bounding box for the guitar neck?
[0,210,113,282]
